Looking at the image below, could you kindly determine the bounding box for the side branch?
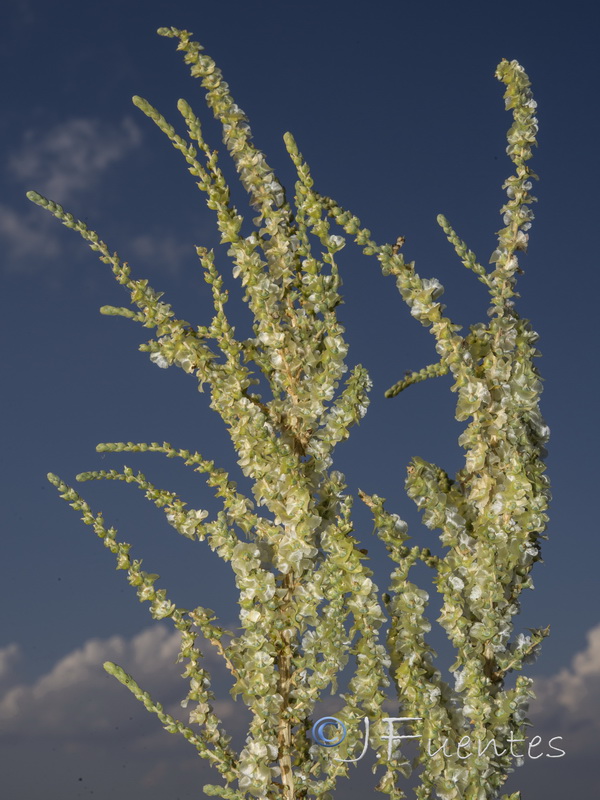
[385,360,449,399]
[436,214,493,288]
[104,661,238,779]
[315,192,468,384]
[95,440,259,536]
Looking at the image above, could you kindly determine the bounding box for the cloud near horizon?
[2,621,600,756]
[528,622,600,755]
[0,624,238,746]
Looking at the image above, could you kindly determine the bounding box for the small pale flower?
[449,575,465,591]
[421,277,444,300]
[469,585,483,601]
[150,352,169,369]
[328,234,345,251]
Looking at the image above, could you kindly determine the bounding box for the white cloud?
[9,117,142,204]
[528,623,600,755]
[7,620,598,773]
[1,116,142,274]
[0,625,238,743]
[0,627,246,799]
[0,204,63,270]
[2,624,600,797]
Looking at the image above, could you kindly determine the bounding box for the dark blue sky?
[2,1,599,798]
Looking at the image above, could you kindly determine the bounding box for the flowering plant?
[28,27,549,800]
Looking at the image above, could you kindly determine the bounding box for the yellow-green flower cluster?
[30,28,549,800]
[312,56,548,800]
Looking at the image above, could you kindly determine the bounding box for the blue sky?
[1,0,599,797]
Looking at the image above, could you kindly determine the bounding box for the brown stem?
[277,573,295,800]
